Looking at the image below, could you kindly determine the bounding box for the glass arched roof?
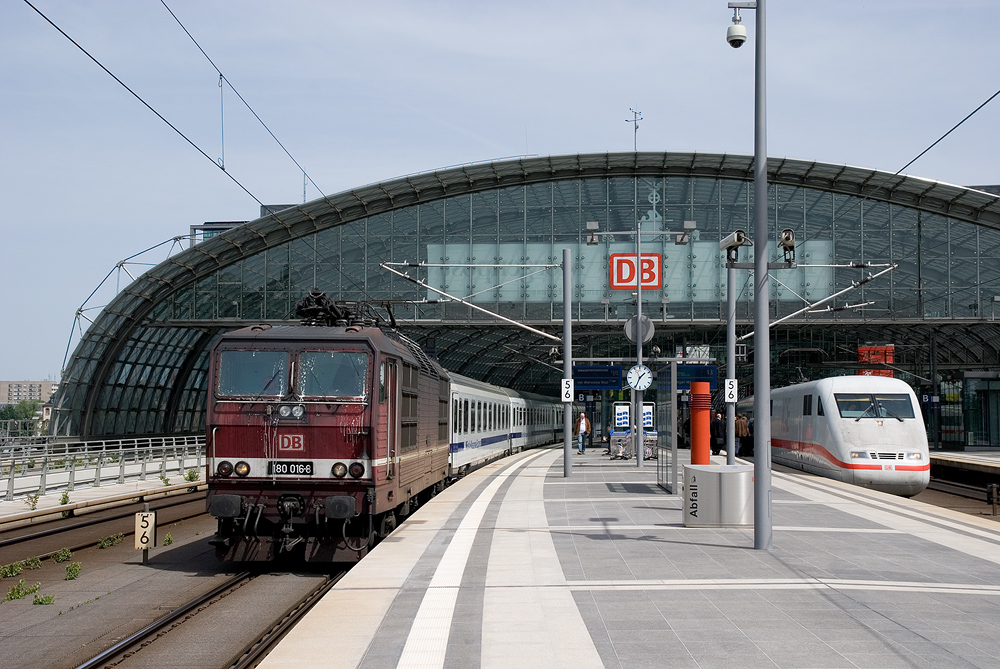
[52,152,1000,437]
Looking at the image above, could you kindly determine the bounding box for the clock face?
[627,364,652,391]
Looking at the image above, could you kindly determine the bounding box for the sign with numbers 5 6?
[561,379,574,403]
[724,379,738,403]
[135,512,157,549]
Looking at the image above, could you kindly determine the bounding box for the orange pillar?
[690,381,711,465]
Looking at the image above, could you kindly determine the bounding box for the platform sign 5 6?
[135,511,157,550]
[609,253,662,290]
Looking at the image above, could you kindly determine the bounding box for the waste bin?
[682,464,753,527]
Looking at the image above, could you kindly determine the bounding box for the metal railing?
[0,419,44,442]
[1,435,206,501]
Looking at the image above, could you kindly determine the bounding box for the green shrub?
[96,533,124,549]
[163,533,173,546]
[0,562,24,579]
[4,579,40,601]
[52,548,72,563]
[23,557,42,570]
[60,492,70,505]
[65,562,82,580]
[24,494,39,511]
[32,594,54,605]
[184,468,199,482]
[159,474,170,486]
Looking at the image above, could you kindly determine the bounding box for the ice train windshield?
[834,393,915,419]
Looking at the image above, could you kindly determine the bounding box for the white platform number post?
[725,379,738,403]
[562,378,574,403]
[135,505,156,565]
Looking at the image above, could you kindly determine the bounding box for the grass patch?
[96,533,124,549]
[4,579,40,602]
[65,562,82,580]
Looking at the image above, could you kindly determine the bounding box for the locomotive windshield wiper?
[878,403,905,422]
[253,368,284,399]
[854,402,876,421]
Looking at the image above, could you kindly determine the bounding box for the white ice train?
[738,376,930,496]
[449,374,566,475]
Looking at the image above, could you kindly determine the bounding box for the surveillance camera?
[719,229,748,251]
[779,228,795,250]
[727,23,747,48]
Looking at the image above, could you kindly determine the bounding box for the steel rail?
[73,571,254,669]
[228,571,345,668]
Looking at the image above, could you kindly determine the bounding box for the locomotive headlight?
[849,450,870,459]
[906,452,923,460]
[349,462,366,478]
[291,404,305,418]
[234,461,251,477]
[278,405,292,417]
[332,462,347,478]
[217,460,234,477]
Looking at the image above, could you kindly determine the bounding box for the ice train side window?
[817,397,824,416]
[803,395,812,416]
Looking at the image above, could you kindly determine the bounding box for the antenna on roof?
[626,107,643,151]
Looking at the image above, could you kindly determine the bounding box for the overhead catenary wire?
[22,0,266,209]
[159,0,327,199]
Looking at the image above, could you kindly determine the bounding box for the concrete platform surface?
[257,447,1000,669]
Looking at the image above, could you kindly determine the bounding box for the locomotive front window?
[835,393,915,419]
[299,351,368,397]
[218,351,289,397]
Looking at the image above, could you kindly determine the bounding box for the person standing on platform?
[573,412,591,454]
[710,412,725,456]
[735,413,751,456]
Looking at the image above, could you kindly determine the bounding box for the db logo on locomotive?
[279,434,305,451]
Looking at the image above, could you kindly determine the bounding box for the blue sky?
[1,0,997,381]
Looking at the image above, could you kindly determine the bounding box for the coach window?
[803,395,812,416]
[817,397,824,416]
[464,399,469,433]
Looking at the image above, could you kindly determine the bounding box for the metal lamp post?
[728,0,772,550]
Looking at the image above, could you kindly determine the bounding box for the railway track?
[73,569,344,669]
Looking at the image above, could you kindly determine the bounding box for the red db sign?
[609,253,662,290]
[279,434,304,451]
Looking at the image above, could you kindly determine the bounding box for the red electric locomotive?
[206,294,450,562]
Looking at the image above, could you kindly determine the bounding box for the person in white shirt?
[572,412,591,454]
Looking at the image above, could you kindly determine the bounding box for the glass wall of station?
[56,173,1000,438]
[159,177,1000,327]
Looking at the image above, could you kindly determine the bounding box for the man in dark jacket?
[710,412,725,455]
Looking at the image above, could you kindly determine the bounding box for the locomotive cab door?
[384,359,399,480]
